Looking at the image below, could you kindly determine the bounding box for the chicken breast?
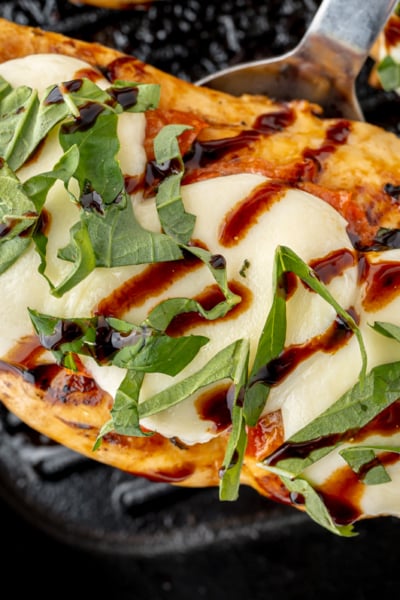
[0,18,400,535]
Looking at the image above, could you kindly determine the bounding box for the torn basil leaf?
[371,321,400,343]
[153,124,196,245]
[28,309,208,377]
[377,55,400,92]
[280,474,356,537]
[94,370,151,448]
[340,444,400,485]
[0,77,69,171]
[218,341,249,501]
[339,446,392,485]
[0,159,38,240]
[52,194,183,297]
[138,339,248,418]
[153,123,192,164]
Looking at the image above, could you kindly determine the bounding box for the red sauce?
[246,410,284,460]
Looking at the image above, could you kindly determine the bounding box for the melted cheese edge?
[2,55,400,519]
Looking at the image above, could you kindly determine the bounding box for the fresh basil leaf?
[377,55,400,91]
[0,235,31,275]
[218,340,250,501]
[371,321,400,343]
[60,111,123,205]
[113,332,208,375]
[29,309,207,377]
[138,339,248,418]
[0,159,38,240]
[153,124,192,164]
[0,79,69,171]
[280,475,356,537]
[23,145,79,212]
[52,219,97,297]
[243,246,287,426]
[340,444,400,485]
[243,245,366,428]
[278,246,367,380]
[52,196,182,297]
[219,412,248,501]
[146,293,239,332]
[185,245,238,303]
[97,370,152,441]
[156,172,195,244]
[61,78,112,113]
[266,360,400,476]
[339,447,392,485]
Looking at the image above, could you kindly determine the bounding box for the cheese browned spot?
[1,20,400,533]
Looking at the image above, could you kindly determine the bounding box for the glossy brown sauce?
[315,448,400,525]
[219,180,288,247]
[184,130,261,173]
[358,256,400,311]
[103,56,149,83]
[253,105,295,134]
[96,250,204,317]
[301,120,351,180]
[195,382,232,433]
[316,465,365,525]
[309,248,356,285]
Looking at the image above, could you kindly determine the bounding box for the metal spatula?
[197,0,397,120]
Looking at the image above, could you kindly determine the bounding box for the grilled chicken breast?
[1,18,400,535]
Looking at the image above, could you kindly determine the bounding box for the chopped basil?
[339,446,396,486]
[153,124,196,244]
[29,309,208,375]
[377,55,400,91]
[0,76,69,170]
[279,473,356,536]
[0,159,38,241]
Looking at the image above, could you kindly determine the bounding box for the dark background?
[1,1,400,598]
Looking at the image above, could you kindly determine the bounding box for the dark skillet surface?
[1,1,400,597]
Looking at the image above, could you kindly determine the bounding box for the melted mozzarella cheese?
[2,54,400,519]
